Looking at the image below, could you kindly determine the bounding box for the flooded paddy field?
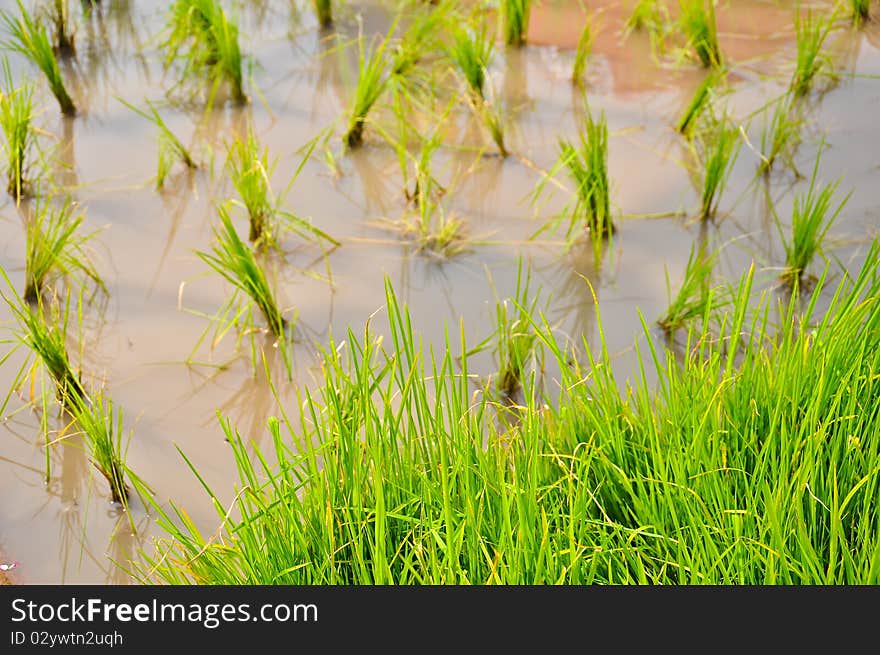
[0,0,878,583]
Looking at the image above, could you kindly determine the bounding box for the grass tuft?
[500,0,531,47]
[657,241,724,334]
[678,0,722,68]
[0,59,36,200]
[571,18,595,87]
[448,21,494,101]
[343,33,390,149]
[697,115,740,219]
[790,8,834,97]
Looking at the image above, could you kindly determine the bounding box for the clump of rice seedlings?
[0,60,36,200]
[697,116,740,219]
[790,9,834,97]
[1,0,76,115]
[44,0,75,56]
[851,0,870,24]
[501,0,531,46]
[344,34,390,149]
[657,242,724,334]
[678,0,722,68]
[758,94,803,175]
[121,100,197,189]
[626,0,664,32]
[313,0,332,28]
[479,90,509,158]
[390,8,445,79]
[448,21,494,100]
[69,392,132,505]
[778,153,850,286]
[571,18,595,87]
[24,196,104,304]
[197,204,288,340]
[162,0,248,106]
[491,263,541,397]
[677,69,722,137]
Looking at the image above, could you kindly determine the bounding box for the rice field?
[0,0,878,584]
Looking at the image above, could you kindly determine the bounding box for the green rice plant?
[69,392,132,505]
[790,8,834,97]
[678,0,722,68]
[0,59,36,200]
[480,94,509,158]
[777,153,850,286]
[313,0,332,28]
[390,7,445,79]
[343,34,390,149]
[571,18,594,87]
[135,244,880,584]
[24,196,105,304]
[1,0,76,115]
[625,0,663,32]
[500,0,531,47]
[538,102,612,243]
[162,0,248,106]
[677,69,722,137]
[657,241,725,334]
[196,204,288,340]
[758,94,803,175]
[448,21,494,100]
[120,99,198,189]
[697,116,740,219]
[851,0,870,24]
[44,0,75,55]
[226,129,337,247]
[491,263,542,397]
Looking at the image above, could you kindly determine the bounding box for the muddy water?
[0,0,877,583]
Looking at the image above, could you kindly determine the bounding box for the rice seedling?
[312,0,332,28]
[480,94,509,158]
[678,0,722,68]
[390,7,445,79]
[491,263,542,397]
[657,241,724,334]
[851,0,870,24]
[162,0,248,106]
[120,99,197,189]
[23,196,105,304]
[625,0,664,33]
[538,102,612,243]
[44,0,75,56]
[758,94,803,175]
[500,0,531,47]
[0,59,36,200]
[790,8,834,97]
[136,244,880,584]
[697,116,740,219]
[69,392,132,505]
[196,204,288,341]
[677,69,722,137]
[448,22,494,100]
[777,153,850,286]
[571,18,594,87]
[343,33,390,149]
[1,0,76,116]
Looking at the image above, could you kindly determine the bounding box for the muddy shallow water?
[0,0,877,583]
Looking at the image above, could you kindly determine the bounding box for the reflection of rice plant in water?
[24,196,105,304]
[162,0,248,105]
[1,0,76,115]
[758,94,802,175]
[678,0,722,68]
[791,8,833,97]
[312,0,332,28]
[657,242,724,334]
[571,19,594,87]
[449,21,494,100]
[778,152,850,287]
[344,34,390,149]
[121,99,198,189]
[197,204,288,340]
[501,0,531,47]
[0,59,36,200]
[677,69,721,137]
[698,116,740,219]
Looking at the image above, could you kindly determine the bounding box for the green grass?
[343,34,390,149]
[120,99,198,189]
[24,196,105,304]
[758,94,803,175]
[197,204,288,341]
[162,0,248,106]
[0,58,36,200]
[500,0,531,47]
[697,116,740,219]
[1,0,76,115]
[448,21,494,100]
[677,69,721,137]
[778,152,850,287]
[135,242,880,584]
[790,8,833,97]
[678,0,722,68]
[571,19,594,87]
[657,241,725,334]
[312,0,332,28]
